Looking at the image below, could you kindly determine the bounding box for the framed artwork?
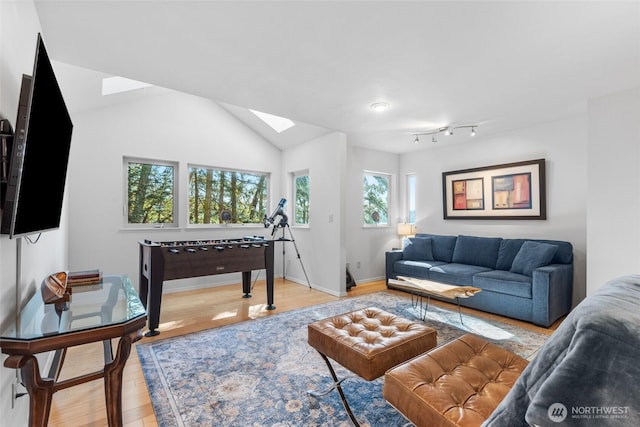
[442,159,546,220]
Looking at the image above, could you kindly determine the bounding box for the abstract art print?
[443,159,546,219]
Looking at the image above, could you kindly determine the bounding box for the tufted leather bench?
[383,333,529,427]
[308,307,437,426]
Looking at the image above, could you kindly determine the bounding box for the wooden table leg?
[5,355,54,427]
[103,330,141,427]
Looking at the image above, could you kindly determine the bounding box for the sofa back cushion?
[537,239,573,264]
[495,239,527,270]
[415,233,457,262]
[402,237,434,261]
[451,235,502,268]
[510,241,558,276]
[497,238,574,270]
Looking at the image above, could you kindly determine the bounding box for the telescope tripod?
[273,223,312,290]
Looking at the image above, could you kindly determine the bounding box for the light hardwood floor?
[47,278,560,426]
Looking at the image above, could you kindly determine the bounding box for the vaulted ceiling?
[35,1,640,153]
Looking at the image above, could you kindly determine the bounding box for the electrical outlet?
[356,261,361,269]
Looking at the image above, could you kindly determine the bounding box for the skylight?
[102,76,152,96]
[249,109,295,133]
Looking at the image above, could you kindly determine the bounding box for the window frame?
[292,170,310,227]
[406,173,416,224]
[123,156,179,229]
[362,170,391,227]
[186,163,270,228]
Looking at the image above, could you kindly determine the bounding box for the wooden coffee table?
[388,276,481,323]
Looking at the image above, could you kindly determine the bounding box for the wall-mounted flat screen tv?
[1,33,73,238]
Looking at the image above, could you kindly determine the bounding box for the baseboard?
[352,275,385,284]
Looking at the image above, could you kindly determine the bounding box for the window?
[293,171,310,225]
[407,174,416,223]
[363,172,390,225]
[125,158,177,227]
[188,165,268,225]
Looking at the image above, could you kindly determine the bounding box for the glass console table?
[0,275,147,427]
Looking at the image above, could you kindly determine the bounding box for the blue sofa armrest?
[532,263,574,327]
[385,250,403,283]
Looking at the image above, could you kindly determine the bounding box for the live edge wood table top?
[0,275,147,427]
[388,276,482,300]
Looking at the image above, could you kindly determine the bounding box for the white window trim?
[123,156,179,229]
[292,169,310,227]
[186,163,270,227]
[363,170,392,228]
[406,173,416,224]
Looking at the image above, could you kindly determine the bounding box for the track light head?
[413,135,419,144]
[471,127,476,136]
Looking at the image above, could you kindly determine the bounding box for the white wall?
[0,1,69,423]
[282,132,347,295]
[66,89,283,292]
[345,146,400,284]
[587,87,640,294]
[399,116,588,305]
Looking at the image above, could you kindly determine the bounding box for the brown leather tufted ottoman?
[307,307,437,426]
[383,333,529,427]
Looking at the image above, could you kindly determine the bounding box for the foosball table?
[139,236,274,336]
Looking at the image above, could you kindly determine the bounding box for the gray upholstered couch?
[385,233,574,327]
[484,275,640,426]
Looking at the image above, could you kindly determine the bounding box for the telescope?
[263,198,288,229]
[263,197,312,290]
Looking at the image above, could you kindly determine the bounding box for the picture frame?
[442,158,546,220]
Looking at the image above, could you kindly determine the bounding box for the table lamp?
[397,223,416,238]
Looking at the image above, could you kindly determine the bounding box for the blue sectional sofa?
[385,233,574,327]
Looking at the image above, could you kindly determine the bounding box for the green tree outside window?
[363,173,389,225]
[189,166,268,224]
[294,173,310,225]
[127,160,176,225]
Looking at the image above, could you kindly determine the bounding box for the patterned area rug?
[137,291,548,427]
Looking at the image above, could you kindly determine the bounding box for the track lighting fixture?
[411,124,479,144]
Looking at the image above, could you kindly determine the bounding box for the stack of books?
[67,269,102,286]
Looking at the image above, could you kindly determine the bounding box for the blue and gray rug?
[136,290,547,426]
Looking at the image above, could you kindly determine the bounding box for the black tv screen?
[1,34,73,238]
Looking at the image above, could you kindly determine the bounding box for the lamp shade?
[397,223,416,236]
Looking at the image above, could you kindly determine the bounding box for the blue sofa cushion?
[415,233,457,262]
[495,239,527,270]
[429,263,492,287]
[452,235,502,268]
[510,241,558,277]
[537,239,573,264]
[497,239,573,270]
[402,237,433,261]
[473,270,533,299]
[393,260,448,279]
